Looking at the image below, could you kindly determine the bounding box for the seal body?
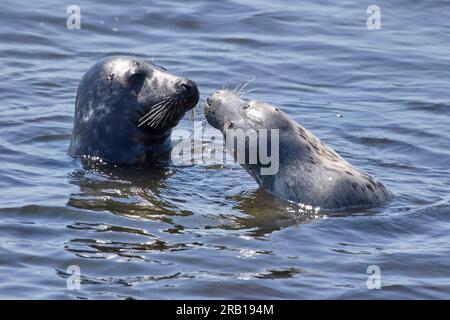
[69,56,199,164]
[204,90,391,210]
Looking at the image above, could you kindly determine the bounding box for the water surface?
[0,0,449,299]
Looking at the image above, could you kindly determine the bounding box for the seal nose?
[178,80,199,109]
[180,79,198,96]
[206,95,221,111]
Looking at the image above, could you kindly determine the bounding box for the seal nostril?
[181,83,191,94]
[180,79,197,95]
[178,80,199,110]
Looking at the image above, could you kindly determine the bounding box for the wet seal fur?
[204,90,391,210]
[69,56,199,164]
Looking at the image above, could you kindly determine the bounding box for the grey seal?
[204,90,391,210]
[68,55,199,164]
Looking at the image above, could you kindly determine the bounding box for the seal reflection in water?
[69,56,199,164]
[204,90,391,210]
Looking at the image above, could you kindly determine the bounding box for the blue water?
[0,0,449,299]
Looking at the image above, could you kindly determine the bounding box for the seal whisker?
[161,102,175,128]
[233,78,249,93]
[241,88,259,96]
[147,97,176,127]
[137,102,169,127]
[138,97,171,123]
[172,97,183,120]
[172,96,183,119]
[169,96,182,122]
[139,103,170,127]
[237,76,258,95]
[154,106,173,128]
[138,94,179,127]
[146,102,172,127]
[139,102,168,122]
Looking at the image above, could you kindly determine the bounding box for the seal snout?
[205,90,239,110]
[205,95,221,111]
[204,90,245,131]
[204,92,225,130]
[177,79,199,110]
[179,79,197,94]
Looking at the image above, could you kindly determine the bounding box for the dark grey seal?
[204,90,391,210]
[68,56,199,164]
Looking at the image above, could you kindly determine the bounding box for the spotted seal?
[69,55,199,164]
[204,90,391,210]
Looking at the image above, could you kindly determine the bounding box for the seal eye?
[127,72,146,92]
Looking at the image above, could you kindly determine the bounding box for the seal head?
[69,56,199,164]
